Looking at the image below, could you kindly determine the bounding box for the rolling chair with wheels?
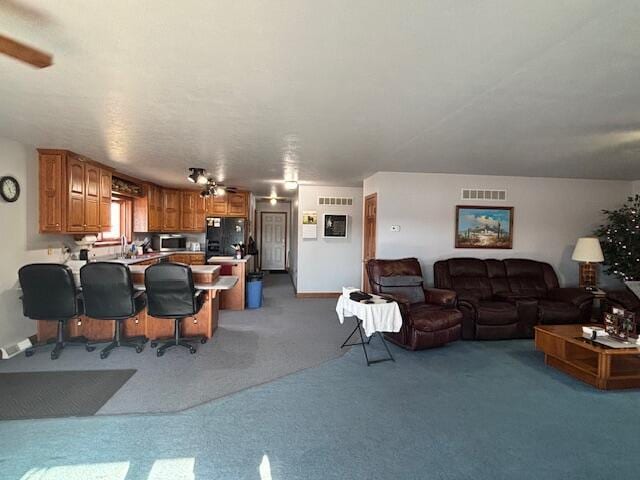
[80,262,147,359]
[145,262,207,357]
[18,263,93,359]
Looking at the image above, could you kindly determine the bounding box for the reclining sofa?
[433,258,593,340]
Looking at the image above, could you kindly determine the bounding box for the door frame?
[259,211,288,271]
[363,193,377,292]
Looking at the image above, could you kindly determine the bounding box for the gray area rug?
[0,369,135,420]
[0,274,352,415]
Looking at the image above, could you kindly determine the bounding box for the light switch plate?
[390,225,400,232]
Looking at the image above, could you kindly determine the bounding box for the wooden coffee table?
[535,324,640,390]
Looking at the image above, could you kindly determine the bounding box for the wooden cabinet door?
[195,195,207,231]
[84,163,101,232]
[38,152,63,233]
[181,191,196,231]
[152,185,163,231]
[207,194,227,215]
[227,192,247,216]
[99,169,112,232]
[66,157,86,232]
[162,189,181,231]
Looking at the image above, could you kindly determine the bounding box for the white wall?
[296,185,363,293]
[364,172,631,288]
[0,139,69,347]
[633,181,640,195]
[255,199,291,269]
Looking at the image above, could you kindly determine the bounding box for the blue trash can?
[246,273,264,309]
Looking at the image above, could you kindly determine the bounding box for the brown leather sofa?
[603,289,640,317]
[366,258,462,350]
[433,258,593,340]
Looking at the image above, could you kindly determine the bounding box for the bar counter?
[37,264,238,343]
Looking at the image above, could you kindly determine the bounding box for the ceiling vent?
[318,196,353,206]
[461,188,507,201]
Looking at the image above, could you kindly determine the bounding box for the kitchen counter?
[98,250,206,265]
[207,254,253,264]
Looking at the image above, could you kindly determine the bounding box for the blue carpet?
[1,339,638,479]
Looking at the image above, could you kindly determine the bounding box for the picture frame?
[323,214,348,238]
[455,206,513,249]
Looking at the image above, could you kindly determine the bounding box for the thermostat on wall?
[390,225,401,232]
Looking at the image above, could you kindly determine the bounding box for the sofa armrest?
[424,287,457,307]
[379,293,411,316]
[606,290,640,310]
[547,288,593,307]
[457,294,480,312]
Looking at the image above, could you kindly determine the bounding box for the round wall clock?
[0,176,20,202]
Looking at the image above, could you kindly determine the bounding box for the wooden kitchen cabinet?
[227,192,248,216]
[39,149,113,234]
[207,194,228,215]
[181,190,197,231]
[38,151,64,233]
[162,189,181,231]
[134,183,163,232]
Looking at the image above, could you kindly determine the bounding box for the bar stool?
[80,262,147,359]
[145,262,207,357]
[18,263,92,360]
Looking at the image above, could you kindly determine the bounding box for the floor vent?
[318,197,353,206]
[461,188,507,201]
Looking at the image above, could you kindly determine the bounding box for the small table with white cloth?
[335,287,403,365]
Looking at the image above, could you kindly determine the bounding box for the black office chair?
[18,263,93,359]
[80,262,147,359]
[145,263,207,357]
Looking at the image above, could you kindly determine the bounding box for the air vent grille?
[461,188,507,201]
[318,197,353,206]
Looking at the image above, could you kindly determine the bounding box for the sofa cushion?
[538,299,581,325]
[476,300,519,326]
[379,275,425,304]
[410,304,463,332]
[504,259,552,297]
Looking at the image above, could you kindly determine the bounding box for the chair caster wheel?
[86,345,96,352]
[200,338,207,344]
[189,347,197,354]
[50,352,59,360]
[25,350,34,357]
[100,352,109,359]
[150,342,157,348]
[156,349,164,357]
[135,345,144,353]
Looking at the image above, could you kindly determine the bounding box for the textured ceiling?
[1,0,640,197]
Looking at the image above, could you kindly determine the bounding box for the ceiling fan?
[187,168,239,198]
[0,33,52,68]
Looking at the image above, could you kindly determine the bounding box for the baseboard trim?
[296,292,341,299]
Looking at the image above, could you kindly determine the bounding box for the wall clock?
[0,176,20,202]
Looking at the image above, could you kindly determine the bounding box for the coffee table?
[534,324,640,390]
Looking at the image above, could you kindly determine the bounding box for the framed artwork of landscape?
[455,206,514,249]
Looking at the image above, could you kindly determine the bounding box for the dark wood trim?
[259,211,287,271]
[296,292,341,299]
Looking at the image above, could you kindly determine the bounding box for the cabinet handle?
[55,223,60,226]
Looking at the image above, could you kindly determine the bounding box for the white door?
[261,212,286,270]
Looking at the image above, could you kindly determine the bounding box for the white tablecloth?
[335,287,403,337]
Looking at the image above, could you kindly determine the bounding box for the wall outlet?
[390,225,401,232]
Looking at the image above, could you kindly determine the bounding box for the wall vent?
[461,188,507,201]
[318,197,353,206]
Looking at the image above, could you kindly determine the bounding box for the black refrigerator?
[206,217,246,259]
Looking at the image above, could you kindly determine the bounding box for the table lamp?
[571,237,604,291]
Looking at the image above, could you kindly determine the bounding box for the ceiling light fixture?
[270,198,277,206]
[187,167,208,184]
[284,180,298,190]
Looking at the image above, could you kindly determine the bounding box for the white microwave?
[152,234,187,252]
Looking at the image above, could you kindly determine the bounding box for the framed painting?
[455,206,513,249]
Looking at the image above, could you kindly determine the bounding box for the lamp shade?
[571,237,604,262]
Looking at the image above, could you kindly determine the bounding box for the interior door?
[363,193,377,292]
[261,212,286,270]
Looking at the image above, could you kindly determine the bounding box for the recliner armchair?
[434,258,594,340]
[366,258,462,350]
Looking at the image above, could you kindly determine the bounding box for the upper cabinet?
[134,183,163,232]
[38,149,113,234]
[227,192,248,216]
[162,189,181,231]
[180,191,207,232]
